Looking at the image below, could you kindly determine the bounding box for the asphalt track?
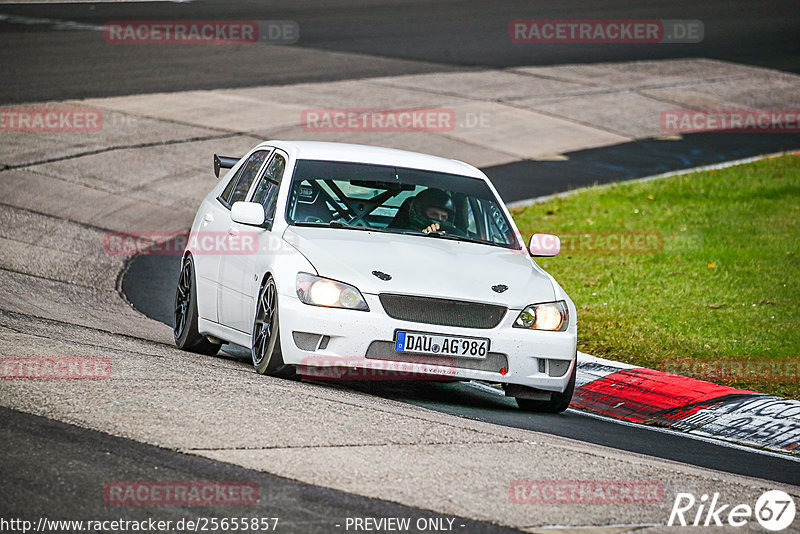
[1,0,799,103]
[3,0,800,527]
[120,145,800,487]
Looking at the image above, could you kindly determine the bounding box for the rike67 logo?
[669,490,796,531]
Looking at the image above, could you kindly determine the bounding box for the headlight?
[296,273,369,311]
[514,301,568,331]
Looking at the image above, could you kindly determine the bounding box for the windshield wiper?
[293,220,346,228]
[292,221,379,232]
[412,230,510,248]
[424,232,473,244]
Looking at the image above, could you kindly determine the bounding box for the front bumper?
[277,293,577,393]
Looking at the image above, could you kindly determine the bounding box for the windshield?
[285,160,520,249]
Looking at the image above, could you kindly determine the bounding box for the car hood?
[283,226,555,309]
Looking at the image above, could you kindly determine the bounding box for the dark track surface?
[1,0,799,103]
[485,134,800,202]
[350,381,800,487]
[0,406,523,533]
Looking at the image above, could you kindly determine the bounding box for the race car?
[175,140,577,412]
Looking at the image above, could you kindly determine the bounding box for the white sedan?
[174,141,577,412]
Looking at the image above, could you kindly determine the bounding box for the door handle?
[203,213,213,223]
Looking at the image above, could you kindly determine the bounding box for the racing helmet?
[408,188,455,228]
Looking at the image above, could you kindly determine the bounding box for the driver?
[393,187,455,234]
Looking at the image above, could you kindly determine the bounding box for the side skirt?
[198,318,252,348]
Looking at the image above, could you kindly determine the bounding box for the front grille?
[378,294,507,329]
[365,341,508,373]
[292,332,322,351]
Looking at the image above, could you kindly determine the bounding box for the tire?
[174,255,221,356]
[252,277,295,378]
[516,358,576,414]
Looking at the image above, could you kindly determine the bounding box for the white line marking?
[568,408,800,463]
[507,150,798,209]
[0,6,193,31]
[578,351,639,369]
[463,381,800,461]
[0,13,103,30]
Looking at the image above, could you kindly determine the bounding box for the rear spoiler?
[214,154,241,178]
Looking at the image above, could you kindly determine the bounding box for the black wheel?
[252,277,295,378]
[174,256,221,356]
[516,359,576,414]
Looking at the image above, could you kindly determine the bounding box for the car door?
[211,149,272,329]
[192,155,265,323]
[218,150,287,334]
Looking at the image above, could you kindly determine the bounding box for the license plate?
[394,331,489,358]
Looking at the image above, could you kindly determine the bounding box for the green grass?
[511,153,800,399]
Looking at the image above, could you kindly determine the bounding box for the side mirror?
[231,202,266,226]
[528,233,560,257]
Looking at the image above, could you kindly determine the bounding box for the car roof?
[260,140,486,179]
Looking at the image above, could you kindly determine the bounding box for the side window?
[219,150,270,207]
[481,199,512,244]
[465,199,478,235]
[251,154,286,225]
[220,171,239,203]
